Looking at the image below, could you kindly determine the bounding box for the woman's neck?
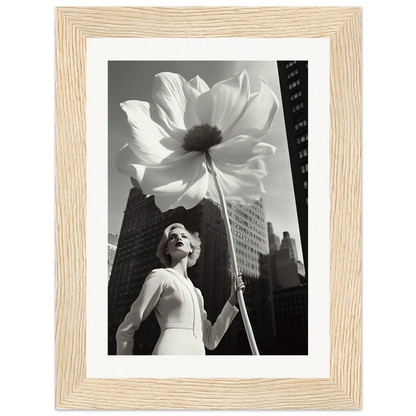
[169,258,188,278]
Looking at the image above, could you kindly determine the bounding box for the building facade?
[108,233,118,282]
[263,221,308,354]
[227,200,269,277]
[267,222,281,253]
[272,285,308,355]
[277,60,308,280]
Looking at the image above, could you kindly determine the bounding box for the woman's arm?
[200,300,239,351]
[196,275,245,351]
[116,269,166,355]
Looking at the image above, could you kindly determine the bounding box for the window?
[301,163,308,174]
[303,181,308,189]
[287,69,298,79]
[292,103,303,113]
[290,91,302,101]
[295,119,307,131]
[288,80,300,90]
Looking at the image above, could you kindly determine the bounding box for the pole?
[206,153,260,355]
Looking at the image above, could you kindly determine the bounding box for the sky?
[108,61,304,263]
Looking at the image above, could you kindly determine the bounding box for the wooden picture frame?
[55,7,361,409]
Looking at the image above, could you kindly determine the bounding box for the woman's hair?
[156,223,201,268]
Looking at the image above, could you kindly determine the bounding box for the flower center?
[182,124,223,152]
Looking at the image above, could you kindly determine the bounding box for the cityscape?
[108,61,308,355]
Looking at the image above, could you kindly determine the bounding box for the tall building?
[280,231,298,262]
[108,187,275,355]
[266,226,304,290]
[227,200,269,277]
[225,200,275,354]
[277,61,308,280]
[267,222,281,253]
[272,285,308,355]
[108,233,118,282]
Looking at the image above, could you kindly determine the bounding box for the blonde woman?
[116,222,245,355]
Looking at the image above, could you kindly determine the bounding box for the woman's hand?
[228,273,245,306]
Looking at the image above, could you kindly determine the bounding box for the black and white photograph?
[107,61,309,356]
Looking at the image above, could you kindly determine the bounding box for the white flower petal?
[189,75,210,94]
[174,173,209,209]
[183,90,214,129]
[115,143,145,183]
[185,70,250,134]
[152,72,200,132]
[140,153,209,212]
[223,78,279,141]
[206,164,265,206]
[246,159,268,179]
[210,70,250,133]
[209,136,276,165]
[120,100,175,165]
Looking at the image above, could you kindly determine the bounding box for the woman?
[116,223,245,355]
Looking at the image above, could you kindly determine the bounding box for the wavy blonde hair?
[156,223,201,268]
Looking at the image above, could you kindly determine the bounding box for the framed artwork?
[55,7,361,409]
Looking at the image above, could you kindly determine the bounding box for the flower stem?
[206,153,260,355]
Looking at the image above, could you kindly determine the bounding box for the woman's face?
[166,228,192,260]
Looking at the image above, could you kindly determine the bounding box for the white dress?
[116,268,239,355]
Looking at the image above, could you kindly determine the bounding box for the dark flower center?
[182,124,223,152]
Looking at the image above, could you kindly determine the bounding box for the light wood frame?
[55,7,361,409]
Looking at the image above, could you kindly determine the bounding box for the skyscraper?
[108,233,118,282]
[277,61,308,280]
[226,200,275,354]
[280,231,298,262]
[267,222,281,253]
[227,200,269,277]
[272,285,308,355]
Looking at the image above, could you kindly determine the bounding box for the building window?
[286,61,296,69]
[292,102,304,113]
[288,79,300,90]
[287,69,298,79]
[297,148,308,160]
[303,181,308,189]
[301,163,308,174]
[290,90,302,101]
[294,120,307,130]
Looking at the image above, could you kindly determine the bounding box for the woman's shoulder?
[144,268,172,282]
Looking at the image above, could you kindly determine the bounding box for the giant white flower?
[116,70,279,212]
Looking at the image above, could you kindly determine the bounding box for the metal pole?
[206,153,260,355]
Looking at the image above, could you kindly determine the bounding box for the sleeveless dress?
[116,268,239,355]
